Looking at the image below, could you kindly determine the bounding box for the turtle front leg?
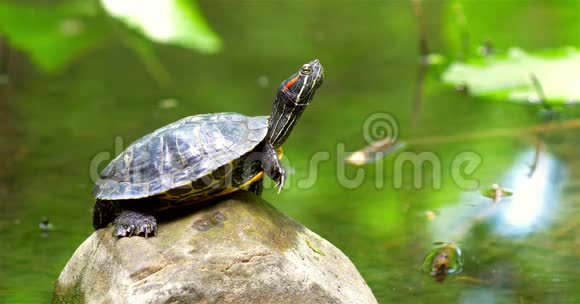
[248,178,264,196]
[113,210,158,238]
[93,199,121,230]
[262,143,286,193]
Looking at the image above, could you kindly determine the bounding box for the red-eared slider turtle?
[93,59,324,237]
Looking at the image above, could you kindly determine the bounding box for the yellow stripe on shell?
[154,146,284,211]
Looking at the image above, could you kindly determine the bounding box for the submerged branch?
[0,35,9,85]
[347,119,580,165]
[410,0,429,128]
[405,119,580,146]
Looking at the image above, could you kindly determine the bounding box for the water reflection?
[429,148,565,242]
[494,149,564,236]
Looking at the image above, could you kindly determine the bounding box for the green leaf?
[100,0,222,53]
[442,47,580,104]
[0,2,105,73]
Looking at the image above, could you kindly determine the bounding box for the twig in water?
[528,136,543,177]
[454,275,490,285]
[530,73,551,111]
[0,35,9,85]
[411,0,429,62]
[452,2,471,61]
[410,0,430,129]
[403,119,580,147]
[347,119,580,166]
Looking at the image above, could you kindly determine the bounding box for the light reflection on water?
[494,149,565,236]
[429,148,565,242]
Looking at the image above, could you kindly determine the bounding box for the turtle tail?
[92,199,121,230]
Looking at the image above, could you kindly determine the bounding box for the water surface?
[0,1,578,303]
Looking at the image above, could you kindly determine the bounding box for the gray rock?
[53,191,378,304]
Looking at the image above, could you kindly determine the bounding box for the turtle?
[92,59,324,237]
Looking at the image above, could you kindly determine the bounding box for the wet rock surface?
[53,191,377,304]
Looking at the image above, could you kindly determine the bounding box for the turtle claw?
[139,222,157,238]
[112,211,157,238]
[275,171,286,194]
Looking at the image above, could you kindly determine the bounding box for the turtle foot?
[112,210,157,238]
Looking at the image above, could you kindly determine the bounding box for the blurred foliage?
[0,1,105,73]
[442,47,580,104]
[0,0,221,74]
[443,0,580,59]
[100,0,221,53]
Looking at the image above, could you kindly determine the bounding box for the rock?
[53,191,378,304]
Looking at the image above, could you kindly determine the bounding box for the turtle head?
[266,59,324,148]
[279,59,324,105]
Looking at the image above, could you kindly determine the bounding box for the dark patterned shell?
[93,113,268,200]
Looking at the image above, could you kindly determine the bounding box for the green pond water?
[1,1,579,303]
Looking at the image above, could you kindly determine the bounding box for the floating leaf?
[101,0,221,53]
[481,183,513,203]
[0,2,105,73]
[442,47,580,104]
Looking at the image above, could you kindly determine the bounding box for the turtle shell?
[93,113,268,200]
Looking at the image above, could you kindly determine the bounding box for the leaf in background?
[442,47,580,104]
[0,2,105,73]
[101,0,222,53]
